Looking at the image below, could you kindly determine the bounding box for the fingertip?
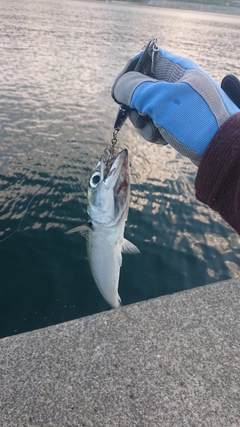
[129,110,146,129]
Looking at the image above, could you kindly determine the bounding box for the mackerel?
[67,147,139,308]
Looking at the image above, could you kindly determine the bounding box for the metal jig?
[111,37,158,151]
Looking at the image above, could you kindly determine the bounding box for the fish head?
[87,148,130,226]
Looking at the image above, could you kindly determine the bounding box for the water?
[0,0,240,339]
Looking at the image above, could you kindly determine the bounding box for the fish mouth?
[104,149,129,191]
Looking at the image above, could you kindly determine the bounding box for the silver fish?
[67,147,140,308]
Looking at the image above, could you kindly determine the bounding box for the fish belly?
[87,230,122,308]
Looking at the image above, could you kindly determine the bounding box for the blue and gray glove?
[112,47,240,165]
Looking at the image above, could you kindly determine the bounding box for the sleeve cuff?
[195,112,240,234]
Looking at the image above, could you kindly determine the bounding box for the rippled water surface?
[1,0,240,338]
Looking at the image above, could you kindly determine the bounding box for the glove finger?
[111,54,140,103]
[113,72,157,106]
[129,110,167,145]
[128,109,146,129]
[154,50,186,82]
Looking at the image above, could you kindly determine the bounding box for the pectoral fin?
[121,238,140,254]
[66,222,92,237]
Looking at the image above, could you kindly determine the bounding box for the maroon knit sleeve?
[195,112,240,235]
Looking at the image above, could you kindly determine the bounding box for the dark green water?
[0,0,240,338]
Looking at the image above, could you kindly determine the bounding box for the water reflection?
[0,0,240,337]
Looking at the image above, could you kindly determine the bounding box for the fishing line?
[0,86,111,243]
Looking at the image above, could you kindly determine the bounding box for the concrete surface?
[0,279,240,427]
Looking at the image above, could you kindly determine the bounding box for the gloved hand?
[112,47,240,165]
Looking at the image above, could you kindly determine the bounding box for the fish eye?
[90,171,101,189]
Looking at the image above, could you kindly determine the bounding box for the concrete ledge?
[1,279,240,426]
[147,0,240,15]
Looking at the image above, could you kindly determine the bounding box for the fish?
[66,146,140,308]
